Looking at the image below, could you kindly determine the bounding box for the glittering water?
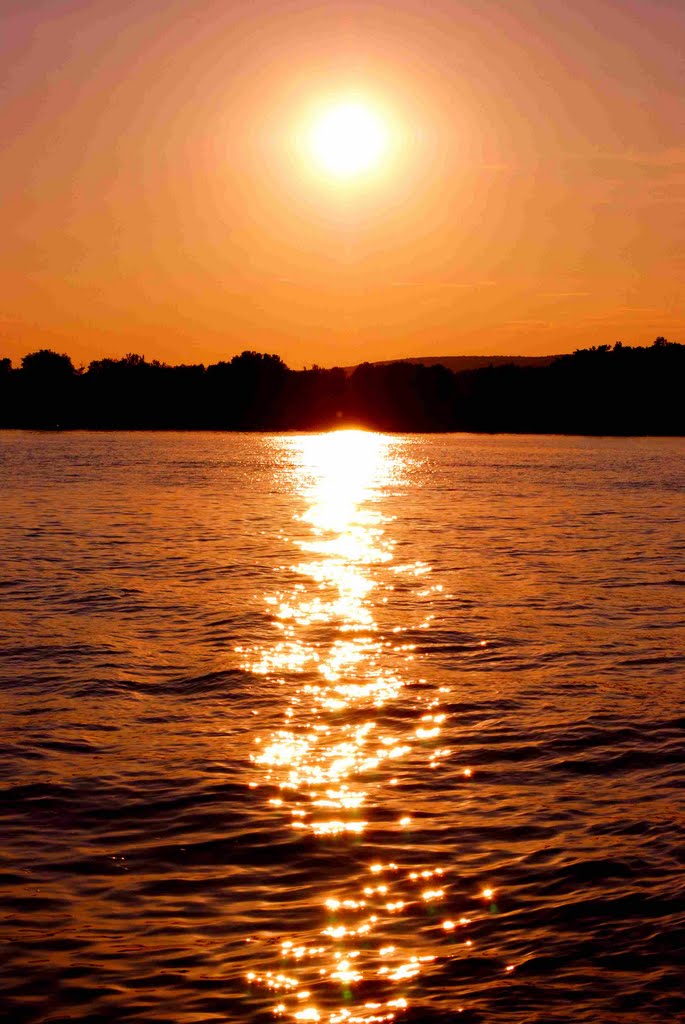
[0,430,683,1024]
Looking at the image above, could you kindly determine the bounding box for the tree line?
[0,338,682,434]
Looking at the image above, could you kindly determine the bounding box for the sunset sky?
[2,0,683,369]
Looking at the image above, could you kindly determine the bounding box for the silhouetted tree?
[21,349,75,379]
[17,349,77,427]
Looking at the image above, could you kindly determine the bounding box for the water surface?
[0,431,683,1023]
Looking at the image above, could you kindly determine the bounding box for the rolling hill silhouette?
[343,354,563,373]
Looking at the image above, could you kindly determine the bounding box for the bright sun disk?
[309,101,388,178]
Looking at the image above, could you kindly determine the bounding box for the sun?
[309,101,388,179]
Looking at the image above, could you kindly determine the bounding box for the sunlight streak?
[240,430,481,1022]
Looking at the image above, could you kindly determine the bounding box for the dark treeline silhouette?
[0,338,683,434]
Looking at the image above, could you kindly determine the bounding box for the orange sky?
[2,0,683,368]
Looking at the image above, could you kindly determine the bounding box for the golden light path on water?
[239,431,495,1022]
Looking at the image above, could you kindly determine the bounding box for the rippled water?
[1,430,684,1024]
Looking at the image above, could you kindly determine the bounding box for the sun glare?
[309,101,388,179]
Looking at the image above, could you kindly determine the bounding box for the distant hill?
[344,354,565,373]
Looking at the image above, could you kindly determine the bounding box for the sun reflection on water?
[240,431,474,1022]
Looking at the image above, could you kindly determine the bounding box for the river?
[0,430,683,1023]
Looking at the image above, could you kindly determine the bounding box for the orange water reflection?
[241,431,462,1022]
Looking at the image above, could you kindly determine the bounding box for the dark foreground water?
[1,431,683,1024]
